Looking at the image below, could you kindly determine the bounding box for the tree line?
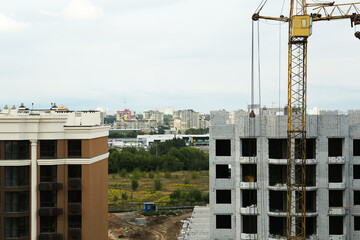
[108,138,209,173]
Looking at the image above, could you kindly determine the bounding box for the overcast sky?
[1,0,359,114]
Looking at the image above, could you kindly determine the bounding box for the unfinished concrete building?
[209,109,360,240]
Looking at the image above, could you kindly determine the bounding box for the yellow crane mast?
[252,1,360,239]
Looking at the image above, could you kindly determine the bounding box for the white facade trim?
[0,160,31,166]
[37,152,109,165]
[31,140,37,240]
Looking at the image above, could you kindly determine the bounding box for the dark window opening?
[40,216,57,233]
[354,139,360,156]
[269,165,286,186]
[296,191,316,213]
[328,138,343,157]
[355,191,360,205]
[242,190,257,207]
[5,217,29,238]
[305,217,317,236]
[40,191,57,208]
[68,215,82,229]
[216,139,231,156]
[295,138,316,159]
[295,165,316,186]
[40,166,57,182]
[216,215,231,229]
[68,190,82,203]
[216,190,231,204]
[269,217,286,237]
[40,140,57,158]
[329,164,343,183]
[355,216,360,231]
[216,164,231,178]
[269,139,287,159]
[242,216,257,234]
[242,164,257,182]
[329,216,343,235]
[269,191,286,212]
[329,190,343,207]
[68,165,82,178]
[5,191,29,212]
[5,140,29,160]
[5,166,29,186]
[68,140,82,158]
[354,165,360,179]
[241,138,257,157]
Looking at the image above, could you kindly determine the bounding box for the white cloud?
[64,0,103,20]
[0,13,30,32]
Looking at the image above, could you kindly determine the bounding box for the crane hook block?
[252,13,260,21]
[355,31,360,40]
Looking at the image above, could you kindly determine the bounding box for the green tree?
[154,179,162,191]
[131,178,139,192]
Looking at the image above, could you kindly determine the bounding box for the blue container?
[143,202,156,212]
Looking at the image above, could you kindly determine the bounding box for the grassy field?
[108,170,209,209]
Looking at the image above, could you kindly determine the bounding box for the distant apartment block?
[115,109,136,121]
[143,110,164,125]
[114,119,157,132]
[154,107,174,115]
[210,109,360,240]
[0,104,109,240]
[200,116,210,129]
[172,109,200,132]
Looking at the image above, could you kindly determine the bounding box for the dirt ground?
[108,210,192,240]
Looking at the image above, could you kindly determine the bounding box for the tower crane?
[252,1,360,239]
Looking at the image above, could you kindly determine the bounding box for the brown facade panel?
[82,158,108,240]
[81,137,108,158]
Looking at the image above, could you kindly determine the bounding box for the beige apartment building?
[0,104,109,240]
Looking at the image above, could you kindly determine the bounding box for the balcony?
[240,182,257,189]
[68,178,82,190]
[68,228,81,240]
[328,207,347,216]
[241,233,257,239]
[68,203,82,215]
[241,205,258,215]
[39,208,63,216]
[329,182,346,190]
[39,183,63,191]
[329,235,346,240]
[268,184,287,191]
[240,157,257,164]
[328,157,345,164]
[268,210,287,217]
[268,159,287,165]
[39,233,63,240]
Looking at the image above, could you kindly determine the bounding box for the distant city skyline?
[1,0,359,113]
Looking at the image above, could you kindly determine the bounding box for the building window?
[40,166,57,182]
[329,216,343,235]
[5,140,29,160]
[354,165,360,179]
[268,139,287,159]
[329,190,343,207]
[68,165,82,178]
[355,216,360,231]
[5,166,29,187]
[355,191,360,205]
[242,216,257,234]
[216,164,231,178]
[242,164,257,182]
[5,217,29,238]
[68,140,82,158]
[40,140,57,158]
[215,139,231,156]
[354,139,360,156]
[40,191,57,208]
[241,138,257,157]
[5,191,29,212]
[216,190,231,204]
[40,216,57,233]
[328,138,343,157]
[68,215,82,228]
[68,190,82,203]
[216,215,231,229]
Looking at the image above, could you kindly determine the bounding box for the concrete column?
[31,140,37,240]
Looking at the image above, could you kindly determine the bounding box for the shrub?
[121,192,129,201]
[164,171,172,178]
[132,168,141,179]
[141,171,147,178]
[131,178,139,191]
[148,171,155,179]
[191,171,198,179]
[184,178,190,185]
[119,169,127,178]
[154,179,162,191]
[175,174,179,179]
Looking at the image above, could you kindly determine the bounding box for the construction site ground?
[108,210,192,240]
